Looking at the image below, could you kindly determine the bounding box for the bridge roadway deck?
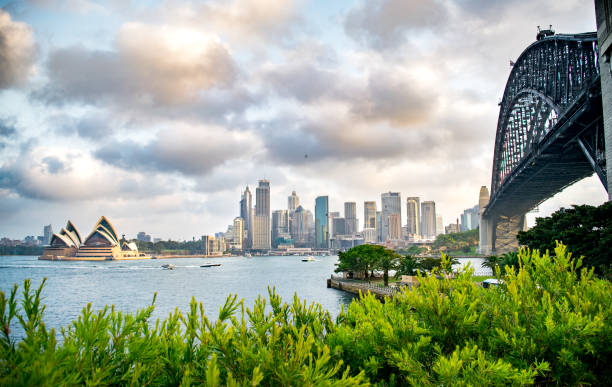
[484,79,603,218]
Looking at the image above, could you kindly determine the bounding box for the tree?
[517,202,612,275]
[394,255,420,279]
[335,244,399,284]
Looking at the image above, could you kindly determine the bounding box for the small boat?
[302,256,316,262]
[161,264,174,270]
[200,263,221,268]
[245,253,252,258]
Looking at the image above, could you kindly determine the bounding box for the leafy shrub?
[1,243,611,385]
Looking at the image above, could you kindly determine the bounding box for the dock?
[327,275,399,301]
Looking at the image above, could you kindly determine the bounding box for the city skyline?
[0,0,608,240]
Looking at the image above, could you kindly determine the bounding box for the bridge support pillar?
[491,214,527,254]
[596,0,612,197]
[478,215,493,255]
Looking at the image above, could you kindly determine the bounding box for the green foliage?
[2,243,611,385]
[431,228,479,254]
[483,252,519,273]
[517,202,612,275]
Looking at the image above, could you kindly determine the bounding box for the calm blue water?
[0,255,355,336]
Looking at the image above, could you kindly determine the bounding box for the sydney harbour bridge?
[479,28,610,254]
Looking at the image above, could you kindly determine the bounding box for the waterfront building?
[445,219,461,234]
[381,192,401,242]
[421,201,436,240]
[232,217,244,250]
[240,186,253,249]
[288,191,299,211]
[315,196,329,249]
[202,235,225,256]
[436,215,444,236]
[43,224,53,245]
[363,201,377,230]
[388,213,401,240]
[362,227,377,243]
[344,202,358,235]
[41,217,147,261]
[406,197,420,237]
[252,180,271,250]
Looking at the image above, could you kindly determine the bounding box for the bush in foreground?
[1,243,611,385]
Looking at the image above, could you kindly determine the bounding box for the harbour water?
[0,255,489,336]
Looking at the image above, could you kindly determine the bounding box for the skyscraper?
[290,205,310,246]
[344,202,358,235]
[253,180,271,250]
[364,201,377,229]
[232,217,244,250]
[406,197,420,237]
[315,196,329,249]
[421,201,436,240]
[388,213,401,240]
[288,191,299,211]
[436,214,444,236]
[271,209,290,247]
[381,192,401,241]
[376,211,382,242]
[43,224,53,245]
[240,186,253,248]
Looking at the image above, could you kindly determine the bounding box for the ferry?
[301,256,316,262]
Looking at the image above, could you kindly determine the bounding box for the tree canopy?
[517,201,612,275]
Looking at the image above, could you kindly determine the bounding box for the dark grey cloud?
[0,9,36,88]
[41,156,65,174]
[48,113,113,139]
[0,117,17,137]
[94,127,254,176]
[263,62,338,103]
[345,0,448,49]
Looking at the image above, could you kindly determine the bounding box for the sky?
[0,0,608,241]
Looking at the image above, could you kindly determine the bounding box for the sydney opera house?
[40,216,150,261]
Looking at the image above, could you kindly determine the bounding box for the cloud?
[33,22,237,107]
[0,9,36,88]
[94,124,256,176]
[345,0,448,49]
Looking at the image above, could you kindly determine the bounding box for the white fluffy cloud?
[0,10,36,88]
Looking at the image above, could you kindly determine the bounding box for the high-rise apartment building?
[252,180,271,250]
[43,224,53,245]
[315,196,329,249]
[232,217,244,250]
[421,201,436,239]
[364,201,377,230]
[288,191,299,211]
[381,192,401,241]
[344,202,358,235]
[406,197,420,237]
[240,186,253,248]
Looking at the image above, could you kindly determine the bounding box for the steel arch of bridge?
[491,32,601,198]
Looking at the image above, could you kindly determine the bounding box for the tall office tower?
[328,211,340,236]
[436,214,444,236]
[376,211,382,242]
[421,201,436,239]
[253,180,271,250]
[381,192,401,241]
[362,228,377,243]
[364,201,377,230]
[315,196,329,248]
[306,209,315,246]
[460,205,480,231]
[288,191,299,211]
[332,218,346,237]
[240,186,253,248]
[388,213,401,240]
[290,205,309,246]
[43,224,53,245]
[271,210,289,247]
[232,217,244,250]
[344,202,358,235]
[406,197,420,237]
